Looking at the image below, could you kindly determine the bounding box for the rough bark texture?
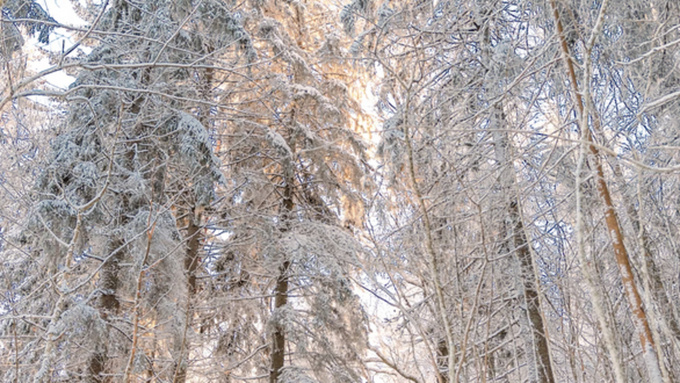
[173,59,214,383]
[437,338,450,383]
[270,162,295,383]
[88,239,125,383]
[401,97,456,383]
[550,1,663,380]
[492,120,555,383]
[172,213,202,383]
[619,178,680,340]
[88,47,151,381]
[270,259,291,383]
[510,201,555,383]
[185,214,202,296]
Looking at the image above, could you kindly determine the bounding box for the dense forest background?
[2,0,680,382]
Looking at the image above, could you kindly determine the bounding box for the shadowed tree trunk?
[172,209,203,383]
[270,132,295,383]
[436,337,449,383]
[492,109,555,383]
[87,239,125,383]
[270,258,291,383]
[86,38,153,378]
[173,56,215,382]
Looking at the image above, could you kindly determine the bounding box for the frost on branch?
[2,0,56,44]
[266,129,293,159]
[376,114,405,185]
[197,0,257,62]
[166,112,225,207]
[0,8,23,57]
[264,221,366,381]
[36,129,103,206]
[121,208,187,318]
[259,17,313,78]
[279,366,317,383]
[340,0,374,36]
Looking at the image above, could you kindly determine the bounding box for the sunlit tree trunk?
[550,1,663,381]
[612,164,678,382]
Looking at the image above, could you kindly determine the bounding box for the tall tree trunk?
[172,210,202,383]
[402,96,455,383]
[491,111,555,383]
[612,165,678,382]
[185,213,202,296]
[436,335,450,382]
[430,217,450,383]
[270,258,291,383]
[613,165,680,342]
[90,60,152,382]
[172,61,214,383]
[550,1,663,381]
[270,142,295,383]
[88,239,125,383]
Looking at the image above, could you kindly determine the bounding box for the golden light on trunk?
[549,1,663,381]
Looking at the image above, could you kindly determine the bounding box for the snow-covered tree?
[1,0,226,380]
[203,1,371,381]
[2,0,680,382]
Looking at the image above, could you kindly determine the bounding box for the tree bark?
[173,56,214,383]
[491,115,555,383]
[270,148,295,383]
[171,212,202,383]
[402,99,455,383]
[550,1,663,381]
[90,58,151,382]
[270,259,291,383]
[613,165,680,342]
[185,214,202,294]
[87,239,125,383]
[510,201,555,383]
